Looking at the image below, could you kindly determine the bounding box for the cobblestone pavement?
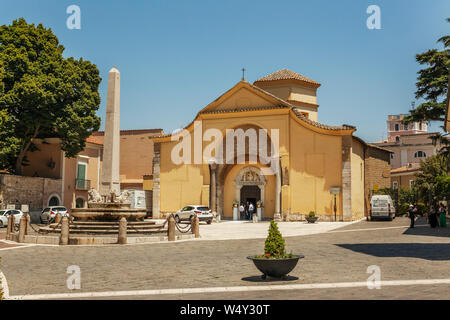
[1,217,450,299]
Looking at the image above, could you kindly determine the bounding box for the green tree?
[414,154,450,206]
[264,221,286,258]
[0,18,101,174]
[404,18,449,154]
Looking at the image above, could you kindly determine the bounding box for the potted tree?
[305,211,318,223]
[247,221,304,279]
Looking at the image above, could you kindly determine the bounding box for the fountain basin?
[70,208,147,221]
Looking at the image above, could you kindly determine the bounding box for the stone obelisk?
[100,67,121,197]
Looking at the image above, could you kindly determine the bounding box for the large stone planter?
[247,255,304,279]
[305,216,318,223]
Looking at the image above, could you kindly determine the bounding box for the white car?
[40,206,69,224]
[175,205,214,224]
[0,209,24,228]
[370,195,396,221]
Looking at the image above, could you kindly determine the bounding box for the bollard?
[192,215,200,238]
[118,217,127,245]
[8,214,15,240]
[25,213,31,235]
[60,216,69,245]
[168,215,175,241]
[6,214,12,240]
[54,213,62,224]
[18,215,27,243]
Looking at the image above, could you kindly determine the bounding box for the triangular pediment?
[200,81,290,113]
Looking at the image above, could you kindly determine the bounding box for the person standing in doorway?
[239,203,245,220]
[245,202,249,220]
[408,204,416,228]
[439,203,447,228]
[249,202,255,220]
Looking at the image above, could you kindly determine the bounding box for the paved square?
[1,217,450,299]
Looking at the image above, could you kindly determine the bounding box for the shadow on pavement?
[241,275,299,282]
[336,243,450,261]
[401,217,450,238]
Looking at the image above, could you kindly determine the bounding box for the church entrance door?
[240,185,260,220]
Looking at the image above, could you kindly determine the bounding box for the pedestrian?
[407,204,415,228]
[438,203,447,228]
[245,201,249,220]
[428,205,438,228]
[239,203,245,220]
[249,202,255,220]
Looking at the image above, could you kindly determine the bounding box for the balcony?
[75,179,91,190]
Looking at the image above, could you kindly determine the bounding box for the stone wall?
[0,174,62,211]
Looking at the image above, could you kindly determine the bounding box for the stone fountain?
[70,189,147,221]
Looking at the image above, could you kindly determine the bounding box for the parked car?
[175,205,213,224]
[370,195,396,221]
[0,209,24,228]
[40,206,69,224]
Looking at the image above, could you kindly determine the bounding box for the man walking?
[408,204,416,228]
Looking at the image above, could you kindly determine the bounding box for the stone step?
[69,220,156,226]
[59,224,163,230]
[39,227,168,235]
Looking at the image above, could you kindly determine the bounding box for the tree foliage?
[264,221,286,258]
[0,18,101,174]
[403,18,449,155]
[404,18,449,124]
[414,154,450,206]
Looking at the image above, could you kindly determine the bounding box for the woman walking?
[429,205,438,228]
[438,203,447,228]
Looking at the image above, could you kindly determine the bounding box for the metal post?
[334,194,337,222]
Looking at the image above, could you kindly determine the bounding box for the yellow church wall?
[351,138,365,220]
[223,163,276,219]
[158,139,205,213]
[288,118,343,218]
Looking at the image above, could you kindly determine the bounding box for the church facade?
[152,69,390,221]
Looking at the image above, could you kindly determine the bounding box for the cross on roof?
[241,68,246,81]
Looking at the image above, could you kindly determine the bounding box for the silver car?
[175,205,213,224]
[40,206,69,224]
[0,209,23,228]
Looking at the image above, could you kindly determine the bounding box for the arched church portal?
[235,166,266,220]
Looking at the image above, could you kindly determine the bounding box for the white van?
[370,195,396,221]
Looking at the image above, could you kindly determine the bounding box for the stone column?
[152,142,161,218]
[100,67,121,196]
[274,157,282,221]
[342,136,352,221]
[210,163,217,213]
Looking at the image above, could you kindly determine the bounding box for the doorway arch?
[234,166,266,219]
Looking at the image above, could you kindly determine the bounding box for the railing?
[75,179,91,190]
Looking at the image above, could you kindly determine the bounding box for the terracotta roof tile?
[292,108,355,131]
[86,136,103,145]
[254,69,320,86]
[391,164,421,174]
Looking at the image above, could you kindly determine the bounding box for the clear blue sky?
[1,0,449,142]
